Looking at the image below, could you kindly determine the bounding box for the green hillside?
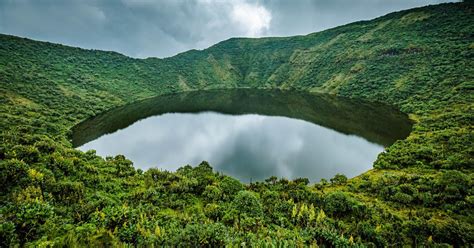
[0,2,473,247]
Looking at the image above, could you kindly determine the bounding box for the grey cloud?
[0,0,458,58]
[264,0,459,37]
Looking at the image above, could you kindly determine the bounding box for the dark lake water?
[72,89,412,182]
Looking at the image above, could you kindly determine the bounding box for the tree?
[232,191,264,219]
[324,191,356,217]
[220,176,243,200]
[330,173,348,185]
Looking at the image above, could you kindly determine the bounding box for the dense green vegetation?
[0,2,473,247]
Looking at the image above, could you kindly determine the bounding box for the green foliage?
[0,2,472,246]
[324,191,366,218]
[232,190,264,219]
[220,176,244,200]
[330,173,348,185]
[0,159,28,193]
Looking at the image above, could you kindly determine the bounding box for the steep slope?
[0,2,473,247]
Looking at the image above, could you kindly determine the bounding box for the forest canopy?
[0,2,473,247]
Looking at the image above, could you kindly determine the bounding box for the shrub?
[232,191,263,219]
[220,176,243,200]
[324,191,356,217]
[330,173,348,185]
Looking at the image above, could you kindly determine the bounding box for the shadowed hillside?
[71,89,412,148]
[0,2,472,247]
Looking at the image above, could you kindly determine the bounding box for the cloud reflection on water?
[79,112,383,182]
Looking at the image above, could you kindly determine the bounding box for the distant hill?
[0,2,472,247]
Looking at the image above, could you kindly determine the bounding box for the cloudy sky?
[0,0,457,58]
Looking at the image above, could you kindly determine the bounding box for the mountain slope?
[0,2,473,247]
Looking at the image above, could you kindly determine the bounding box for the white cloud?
[80,5,106,22]
[0,0,455,58]
[230,1,271,37]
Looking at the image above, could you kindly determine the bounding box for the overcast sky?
[0,0,457,58]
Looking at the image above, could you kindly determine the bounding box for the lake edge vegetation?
[0,2,473,247]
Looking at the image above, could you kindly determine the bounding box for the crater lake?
[72,89,412,182]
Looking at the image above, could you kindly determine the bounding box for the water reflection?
[78,112,383,182]
[72,89,412,182]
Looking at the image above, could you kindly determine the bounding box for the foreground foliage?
[0,2,473,247]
